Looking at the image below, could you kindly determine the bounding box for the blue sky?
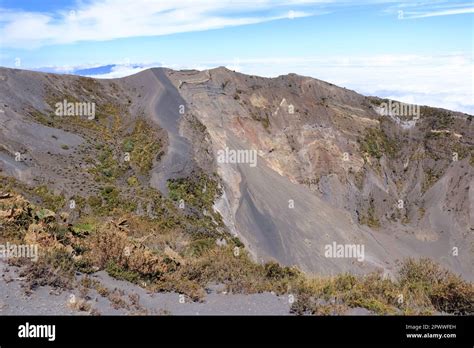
[0,0,473,113]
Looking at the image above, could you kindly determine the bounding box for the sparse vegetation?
[32,185,66,212]
[11,249,75,294]
[421,107,454,129]
[187,114,207,134]
[359,196,380,228]
[122,119,161,174]
[250,111,270,130]
[422,168,440,193]
[168,172,222,216]
[358,127,397,160]
[88,145,124,183]
[1,187,472,315]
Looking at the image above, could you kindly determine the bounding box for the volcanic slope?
[166,67,473,278]
[0,66,472,279]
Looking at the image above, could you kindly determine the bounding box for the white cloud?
[1,0,472,48]
[402,7,474,19]
[384,1,474,19]
[87,64,155,78]
[0,0,319,48]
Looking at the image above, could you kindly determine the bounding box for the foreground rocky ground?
[0,259,294,315]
